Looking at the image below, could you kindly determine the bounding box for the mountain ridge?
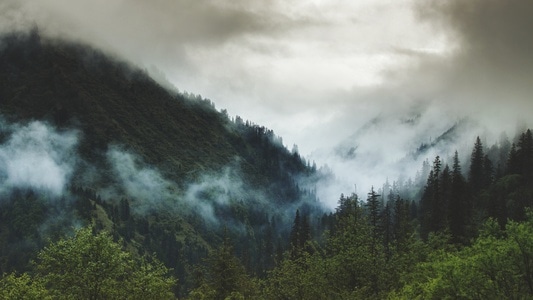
[0,30,317,188]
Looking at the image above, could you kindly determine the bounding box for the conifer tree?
[449,151,469,243]
[483,154,494,187]
[420,169,435,239]
[300,214,311,251]
[264,223,275,271]
[517,129,533,179]
[289,210,301,258]
[436,164,451,232]
[420,156,444,238]
[498,132,512,174]
[469,136,485,193]
[393,196,411,251]
[382,202,393,260]
[189,228,256,300]
[366,187,382,237]
[508,142,520,174]
[336,193,359,224]
[209,233,248,300]
[366,187,382,296]
[289,209,312,258]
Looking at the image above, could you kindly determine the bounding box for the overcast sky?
[2,0,532,203]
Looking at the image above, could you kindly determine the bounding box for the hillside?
[1,30,279,182]
[0,29,321,194]
[0,30,324,295]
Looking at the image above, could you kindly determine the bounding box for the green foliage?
[449,151,470,244]
[36,227,131,298]
[126,257,177,300]
[189,234,258,300]
[262,252,331,299]
[33,227,176,299]
[393,213,533,299]
[259,192,429,299]
[289,210,313,259]
[0,190,85,275]
[469,136,485,193]
[0,273,50,300]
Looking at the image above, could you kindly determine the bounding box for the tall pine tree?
[517,129,533,180]
[469,136,485,193]
[289,209,312,258]
[366,187,382,296]
[449,151,470,243]
[420,156,444,239]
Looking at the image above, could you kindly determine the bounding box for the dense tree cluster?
[188,129,533,299]
[1,227,175,299]
[3,129,533,298]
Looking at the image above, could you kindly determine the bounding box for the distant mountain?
[334,111,472,162]
[0,29,325,294]
[412,119,473,158]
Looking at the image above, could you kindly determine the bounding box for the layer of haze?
[1,0,532,206]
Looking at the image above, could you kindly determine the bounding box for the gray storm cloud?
[419,0,533,74]
[0,120,78,197]
[0,0,305,65]
[414,0,533,111]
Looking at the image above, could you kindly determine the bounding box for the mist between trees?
[1,110,533,298]
[0,116,325,296]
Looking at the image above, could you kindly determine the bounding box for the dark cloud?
[414,0,533,108]
[98,0,294,45]
[421,0,533,63]
[1,0,317,51]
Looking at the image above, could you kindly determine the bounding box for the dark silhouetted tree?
[483,154,494,187]
[438,164,451,232]
[289,210,312,258]
[448,151,470,243]
[366,187,382,237]
[508,143,520,175]
[191,228,256,299]
[366,187,382,296]
[289,210,301,257]
[393,196,411,252]
[420,156,444,239]
[517,129,533,180]
[469,136,485,193]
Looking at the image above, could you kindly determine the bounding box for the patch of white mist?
[0,120,78,197]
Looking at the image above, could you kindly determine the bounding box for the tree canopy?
[1,227,176,299]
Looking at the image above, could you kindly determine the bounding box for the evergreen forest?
[1,30,533,299]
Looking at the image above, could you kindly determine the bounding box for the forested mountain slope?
[0,29,312,184]
[0,30,324,296]
[2,29,532,300]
